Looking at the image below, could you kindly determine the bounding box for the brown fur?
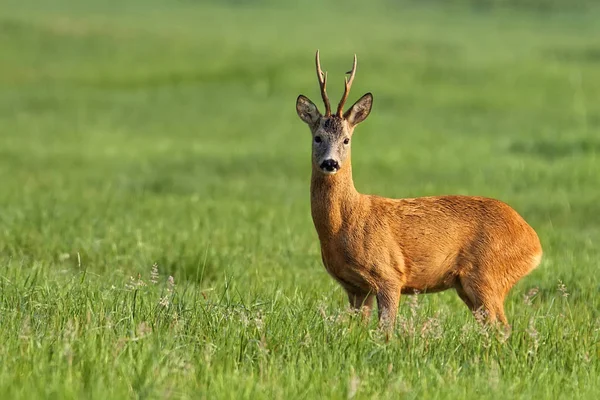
[297,52,542,330]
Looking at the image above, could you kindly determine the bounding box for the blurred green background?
[0,0,599,398]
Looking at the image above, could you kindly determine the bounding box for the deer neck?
[310,159,360,240]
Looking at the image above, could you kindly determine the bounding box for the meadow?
[0,0,599,398]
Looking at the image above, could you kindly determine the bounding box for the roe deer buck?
[295,51,542,330]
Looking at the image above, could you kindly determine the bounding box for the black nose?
[320,159,340,172]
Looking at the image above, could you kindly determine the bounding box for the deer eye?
[343,138,350,145]
[314,136,322,143]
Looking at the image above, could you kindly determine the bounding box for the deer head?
[296,51,373,175]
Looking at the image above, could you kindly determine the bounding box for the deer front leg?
[376,284,401,332]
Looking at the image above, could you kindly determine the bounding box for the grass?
[0,0,599,398]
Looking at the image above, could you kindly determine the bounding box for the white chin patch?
[321,169,338,175]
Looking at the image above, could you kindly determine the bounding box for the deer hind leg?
[455,280,476,311]
[458,276,508,327]
[376,284,402,332]
[346,290,375,322]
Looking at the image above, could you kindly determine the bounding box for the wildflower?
[526,317,540,356]
[150,263,159,284]
[397,315,412,337]
[254,311,264,331]
[523,287,539,306]
[407,292,419,319]
[497,326,511,344]
[240,311,250,328]
[420,313,443,340]
[317,302,328,320]
[159,295,170,308]
[459,323,471,343]
[125,275,146,291]
[557,280,569,298]
[125,276,136,291]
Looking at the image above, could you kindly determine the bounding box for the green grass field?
[1,0,599,398]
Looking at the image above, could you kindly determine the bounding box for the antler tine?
[336,54,357,117]
[315,50,331,116]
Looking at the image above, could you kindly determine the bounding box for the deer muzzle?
[320,159,340,174]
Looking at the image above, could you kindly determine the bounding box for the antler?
[336,54,357,117]
[315,50,331,116]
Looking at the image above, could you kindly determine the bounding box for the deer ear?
[344,93,373,127]
[296,95,321,125]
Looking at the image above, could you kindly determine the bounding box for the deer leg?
[480,294,509,329]
[494,302,508,327]
[346,290,375,322]
[376,285,401,332]
[460,276,509,328]
[455,281,475,311]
